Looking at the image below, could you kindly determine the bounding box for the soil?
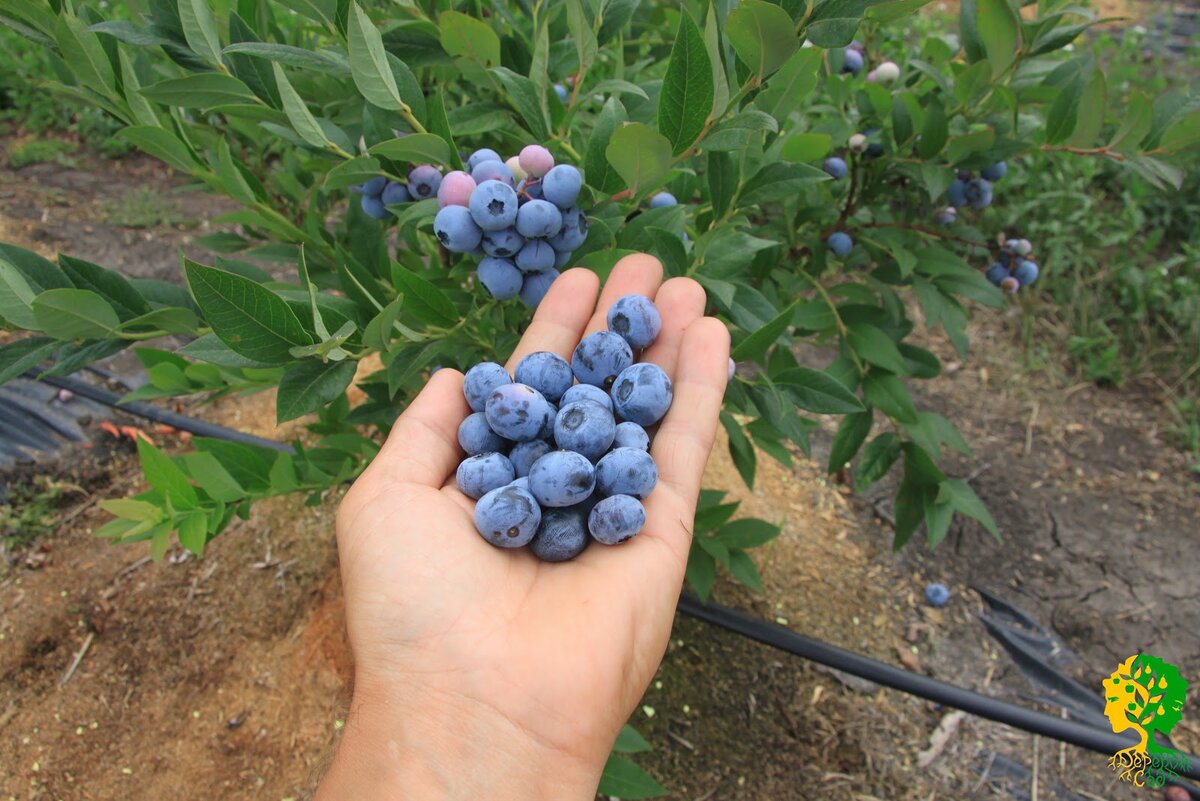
[2,145,1198,801]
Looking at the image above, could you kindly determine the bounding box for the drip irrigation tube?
[23,372,1200,793]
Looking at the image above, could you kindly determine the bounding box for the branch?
[1039,144,1126,162]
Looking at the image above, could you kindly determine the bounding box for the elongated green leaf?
[491,67,549,141]
[863,372,918,422]
[731,300,797,362]
[605,123,672,197]
[775,367,864,413]
[439,10,500,67]
[756,47,822,123]
[0,257,39,329]
[806,0,874,47]
[222,42,350,74]
[721,410,756,488]
[686,542,717,601]
[276,359,357,422]
[737,162,829,207]
[54,14,115,97]
[0,336,59,384]
[780,132,832,162]
[184,259,312,364]
[178,0,223,67]
[368,133,451,165]
[118,48,159,128]
[140,73,260,108]
[390,265,457,325]
[707,150,735,219]
[117,126,200,173]
[585,97,627,194]
[828,410,872,472]
[1045,74,1083,145]
[348,2,406,111]
[658,11,713,156]
[58,254,151,321]
[1108,91,1152,152]
[725,0,797,76]
[32,289,121,340]
[700,110,778,151]
[704,3,729,119]
[613,725,652,754]
[938,478,999,538]
[846,324,908,374]
[137,437,199,510]
[566,0,597,74]
[1067,69,1106,148]
[977,0,1020,77]
[271,63,331,149]
[714,517,781,549]
[918,99,948,159]
[855,432,901,489]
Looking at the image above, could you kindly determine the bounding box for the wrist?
[316,675,602,801]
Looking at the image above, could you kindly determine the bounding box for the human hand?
[317,254,730,800]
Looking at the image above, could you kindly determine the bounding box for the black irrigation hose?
[22,372,1200,792]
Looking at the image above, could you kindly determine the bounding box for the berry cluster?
[838,40,901,85]
[351,166,443,220]
[433,146,589,308]
[985,238,1040,294]
[947,161,1008,212]
[455,295,670,561]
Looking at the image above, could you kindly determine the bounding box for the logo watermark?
[1103,653,1191,788]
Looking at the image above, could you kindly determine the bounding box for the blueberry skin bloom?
[407,165,443,199]
[589,495,646,545]
[361,194,389,220]
[981,161,1008,182]
[515,351,574,403]
[610,363,673,427]
[481,227,524,259]
[554,400,616,461]
[965,178,993,209]
[649,192,677,208]
[515,239,556,274]
[548,206,589,251]
[471,159,516,188]
[433,205,483,253]
[595,447,658,499]
[1013,260,1039,287]
[561,383,613,411]
[477,257,523,301]
[356,176,387,197]
[528,450,596,507]
[823,157,848,180]
[467,148,502,172]
[456,452,515,499]
[841,48,864,74]
[516,199,564,239]
[947,179,967,207]
[485,383,554,442]
[469,181,520,231]
[985,262,1009,286]
[508,439,554,477]
[572,331,633,388]
[381,181,411,205]
[530,505,591,562]
[613,421,649,450]
[607,294,662,350]
[924,582,950,607]
[458,412,506,455]
[519,269,559,308]
[541,164,583,209]
[827,231,854,257]
[463,362,511,412]
[474,484,541,548]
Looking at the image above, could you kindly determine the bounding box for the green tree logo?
[1104,654,1190,787]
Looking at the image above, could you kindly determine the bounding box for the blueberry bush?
[2,0,1198,603]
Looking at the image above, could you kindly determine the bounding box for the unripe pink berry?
[437,170,476,208]
[1000,276,1020,294]
[519,144,555,178]
[506,155,528,182]
[866,69,878,82]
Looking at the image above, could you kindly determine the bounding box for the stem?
[399,105,428,135]
[1038,144,1132,162]
[799,270,866,376]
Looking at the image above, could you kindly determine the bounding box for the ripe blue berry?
[947,179,967,207]
[456,452,515,499]
[924,582,950,607]
[361,194,389,220]
[553,83,569,104]
[381,181,410,205]
[554,400,617,461]
[985,262,1009,286]
[613,421,649,450]
[649,192,677,208]
[508,439,554,478]
[356,176,387,197]
[541,164,583,209]
[727,358,736,382]
[467,148,502,172]
[474,484,541,548]
[595,447,658,499]
[519,269,559,308]
[572,331,633,388]
[433,205,484,253]
[477,257,523,300]
[554,249,574,270]
[485,383,554,442]
[589,495,646,544]
[509,476,530,491]
[463,362,511,412]
[823,157,848,180]
[528,450,596,507]
[842,48,864,74]
[471,159,516,187]
[481,227,525,258]
[562,384,613,411]
[407,165,443,199]
[515,351,574,403]
[458,412,506,455]
[515,240,556,273]
[607,294,662,350]
[539,402,557,440]
[469,181,520,231]
[827,231,854,257]
[981,161,1008,181]
[611,362,673,427]
[1013,260,1039,287]
[548,207,589,251]
[530,504,590,562]
[965,178,992,209]
[516,199,564,239]
[934,206,957,226]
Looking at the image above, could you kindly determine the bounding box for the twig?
[1024,402,1039,457]
[972,751,997,792]
[1031,735,1040,801]
[917,710,966,768]
[666,731,695,751]
[59,632,95,688]
[115,556,152,581]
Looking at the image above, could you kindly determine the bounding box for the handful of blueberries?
[455,294,670,561]
[985,238,1040,294]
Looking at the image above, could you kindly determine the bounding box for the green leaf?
[325,156,383,190]
[737,162,829,207]
[918,99,948,159]
[58,254,151,321]
[780,132,832,162]
[100,498,163,521]
[728,549,763,591]
[589,79,649,100]
[658,11,713,156]
[425,91,463,171]
[828,410,872,472]
[184,259,313,364]
[439,10,500,67]
[54,14,115,97]
[1045,73,1083,145]
[685,542,717,601]
[925,499,954,547]
[222,42,350,74]
[720,410,756,488]
[117,126,202,173]
[862,372,918,422]
[775,367,864,413]
[806,0,875,47]
[32,289,121,340]
[566,0,597,74]
[178,0,224,67]
[348,2,409,112]
[271,63,332,150]
[846,324,908,374]
[586,97,628,194]
[596,756,663,798]
[177,510,208,556]
[390,265,457,325]
[177,333,276,368]
[0,257,39,330]
[1158,110,1200,153]
[938,478,999,539]
[713,517,780,549]
[179,452,246,502]
[700,110,778,152]
[613,725,652,754]
[698,231,776,279]
[605,123,672,197]
[731,300,797,362]
[140,73,260,108]
[137,437,199,510]
[194,438,275,492]
[276,359,357,423]
[704,2,730,119]
[1108,91,1152,152]
[977,0,1020,78]
[0,336,59,384]
[368,133,452,166]
[117,46,159,128]
[491,67,549,142]
[1067,69,1106,148]
[959,0,984,62]
[755,47,822,123]
[116,307,200,336]
[725,0,798,76]
[855,432,901,490]
[707,150,736,219]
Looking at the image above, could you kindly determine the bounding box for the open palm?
[328,254,729,797]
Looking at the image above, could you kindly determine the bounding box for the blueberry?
[505,155,527,183]
[965,178,992,209]
[1013,260,1039,287]
[361,194,389,220]
[562,384,613,411]
[456,452,515,499]
[924,582,950,607]
[517,178,545,202]
[528,450,596,507]
[610,362,673,427]
[607,294,662,350]
[381,181,411,205]
[530,504,590,562]
[458,412,506,455]
[474,483,541,548]
[841,48,864,74]
[407,165,443,199]
[463,362,511,412]
[518,144,555,179]
[588,495,646,544]
[827,231,854,257]
[823,157,848,180]
[552,83,569,104]
[1004,239,1021,254]
[515,351,574,403]
[472,159,516,187]
[434,205,484,253]
[515,239,556,273]
[981,161,1008,182]
[947,179,967,207]
[649,192,677,208]
[541,164,582,209]
[985,262,1009,286]
[477,257,523,300]
[554,400,616,461]
[934,206,957,226]
[727,358,736,382]
[572,331,633,388]
[1000,276,1020,294]
[553,249,573,270]
[356,176,387,197]
[481,227,525,259]
[613,421,649,450]
[485,383,554,443]
[509,439,554,477]
[467,148,502,172]
[516,199,564,239]
[519,269,559,308]
[468,181,520,231]
[1016,238,1033,256]
[548,207,589,251]
[539,401,557,440]
[509,476,530,491]
[437,170,476,208]
[595,447,658,499]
